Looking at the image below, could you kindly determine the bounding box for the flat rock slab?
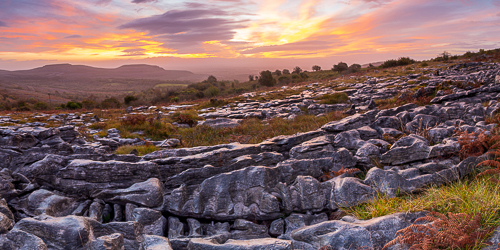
[187,238,293,250]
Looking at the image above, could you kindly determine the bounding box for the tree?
[292,66,302,74]
[312,65,321,71]
[440,51,451,62]
[258,70,276,87]
[124,95,138,105]
[249,75,254,81]
[348,64,361,73]
[332,62,348,73]
[282,69,290,75]
[274,69,282,76]
[207,75,217,84]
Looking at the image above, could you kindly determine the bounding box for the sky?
[0,0,499,73]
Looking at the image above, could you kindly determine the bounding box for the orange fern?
[383,212,493,250]
[318,167,361,182]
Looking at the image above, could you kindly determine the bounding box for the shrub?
[248,75,255,81]
[206,75,217,84]
[101,97,121,109]
[348,64,361,73]
[65,101,82,110]
[171,110,201,127]
[124,95,138,105]
[278,76,291,85]
[380,57,415,68]
[121,114,147,126]
[292,66,302,74]
[82,99,97,109]
[312,65,321,71]
[258,70,276,87]
[420,62,429,67]
[282,69,290,75]
[170,96,180,103]
[317,92,349,104]
[332,62,349,73]
[205,86,220,97]
[274,69,282,76]
[300,72,309,79]
[34,102,48,110]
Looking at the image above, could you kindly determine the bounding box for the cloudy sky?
[0,0,499,72]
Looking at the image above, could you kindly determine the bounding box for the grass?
[176,111,345,147]
[316,92,349,104]
[114,144,160,156]
[345,175,500,249]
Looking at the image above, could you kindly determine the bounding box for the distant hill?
[0,64,208,103]
[0,64,205,81]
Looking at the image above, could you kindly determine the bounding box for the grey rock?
[0,199,14,222]
[168,216,184,239]
[187,238,293,250]
[0,229,48,250]
[198,118,241,129]
[231,219,269,240]
[89,199,104,222]
[10,189,79,218]
[332,129,366,150]
[289,176,325,213]
[165,166,285,221]
[280,213,328,240]
[269,218,284,237]
[93,178,163,208]
[324,177,376,209]
[13,214,95,250]
[368,98,377,109]
[322,113,375,132]
[90,233,124,250]
[113,204,124,222]
[291,212,427,249]
[357,126,381,140]
[141,235,173,250]
[187,218,202,237]
[0,211,14,233]
[364,168,416,197]
[372,116,402,130]
[405,114,440,133]
[132,208,167,236]
[125,203,138,222]
[47,159,161,197]
[381,135,430,165]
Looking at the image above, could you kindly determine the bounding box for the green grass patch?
[114,144,160,156]
[345,175,500,236]
[316,92,349,104]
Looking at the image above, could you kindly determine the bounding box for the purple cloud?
[65,35,82,38]
[131,0,157,3]
[118,9,248,49]
[0,20,7,27]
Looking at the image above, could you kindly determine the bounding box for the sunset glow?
[0,0,499,71]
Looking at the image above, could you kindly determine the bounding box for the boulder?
[13,214,95,250]
[291,212,427,249]
[141,235,173,250]
[187,238,293,250]
[0,229,48,250]
[380,135,430,165]
[231,219,269,240]
[198,118,241,129]
[132,208,167,236]
[44,159,160,197]
[10,189,79,217]
[89,233,124,250]
[93,178,163,208]
[322,113,375,132]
